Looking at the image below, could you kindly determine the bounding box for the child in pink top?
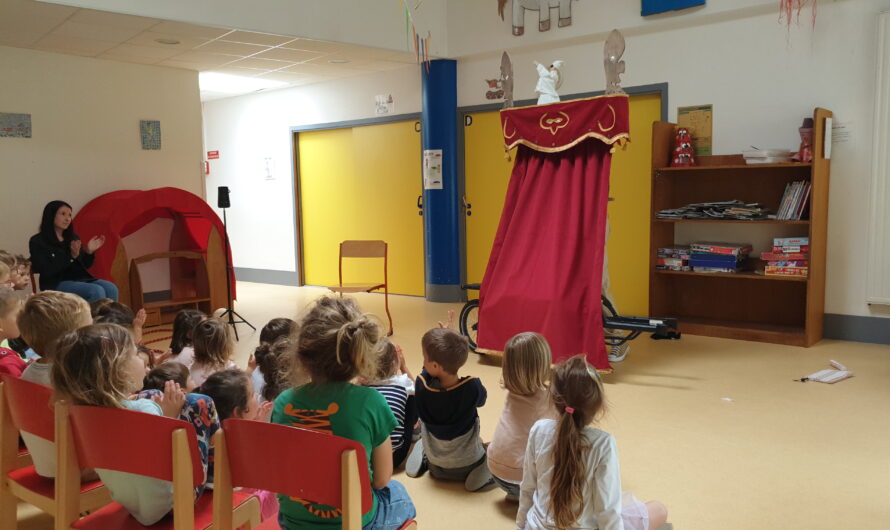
[486,332,556,501]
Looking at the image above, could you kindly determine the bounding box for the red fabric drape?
[476,96,629,370]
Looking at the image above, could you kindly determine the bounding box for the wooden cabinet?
[648,108,832,346]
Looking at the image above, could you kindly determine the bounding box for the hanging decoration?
[780,0,817,30]
[400,0,432,71]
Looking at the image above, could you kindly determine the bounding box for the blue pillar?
[422,59,463,302]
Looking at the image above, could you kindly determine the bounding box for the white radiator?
[867,12,890,305]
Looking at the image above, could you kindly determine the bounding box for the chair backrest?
[220,418,372,513]
[67,404,204,486]
[1,374,54,441]
[340,240,387,259]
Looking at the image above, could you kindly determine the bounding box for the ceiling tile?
[154,59,201,71]
[68,9,158,31]
[253,71,310,83]
[211,66,270,77]
[149,21,233,40]
[33,34,117,56]
[280,63,359,77]
[0,29,44,47]
[52,20,143,43]
[360,60,417,72]
[164,50,240,67]
[281,38,346,54]
[252,47,325,63]
[125,31,206,50]
[224,57,294,70]
[221,30,294,47]
[99,53,162,65]
[194,39,270,56]
[101,43,182,60]
[382,50,420,63]
[7,0,76,20]
[0,13,66,34]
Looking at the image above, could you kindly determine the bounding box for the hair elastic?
[565,406,575,414]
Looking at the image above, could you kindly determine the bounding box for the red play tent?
[73,187,234,316]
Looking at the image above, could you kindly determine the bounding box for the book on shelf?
[692,266,739,274]
[689,242,753,256]
[766,260,808,267]
[656,265,692,271]
[776,181,811,220]
[772,245,810,254]
[657,246,692,257]
[761,251,808,261]
[774,237,809,246]
[764,266,808,277]
[657,257,689,267]
[689,255,743,268]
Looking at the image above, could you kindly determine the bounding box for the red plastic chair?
[55,402,259,530]
[0,376,110,530]
[212,418,417,530]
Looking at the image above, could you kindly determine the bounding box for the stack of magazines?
[656,200,770,220]
[657,246,691,271]
[760,237,809,277]
[689,242,753,273]
[776,181,811,220]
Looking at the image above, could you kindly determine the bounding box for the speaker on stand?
[216,186,254,340]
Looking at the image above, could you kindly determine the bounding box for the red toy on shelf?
[671,127,696,167]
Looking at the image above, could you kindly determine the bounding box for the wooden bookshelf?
[649,108,832,347]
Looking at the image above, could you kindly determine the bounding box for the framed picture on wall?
[140,120,161,150]
[642,0,705,16]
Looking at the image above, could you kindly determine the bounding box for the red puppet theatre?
[476,94,630,370]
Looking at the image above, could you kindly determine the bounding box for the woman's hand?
[152,380,185,418]
[86,235,105,254]
[70,239,82,258]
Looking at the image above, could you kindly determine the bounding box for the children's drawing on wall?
[497,0,575,36]
[140,120,160,150]
[641,0,706,16]
[534,60,563,105]
[375,94,394,115]
[0,112,32,138]
[485,52,514,108]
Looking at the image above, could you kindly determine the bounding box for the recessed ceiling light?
[328,59,349,64]
[199,72,288,94]
[155,38,181,45]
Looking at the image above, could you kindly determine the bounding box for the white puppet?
[534,60,563,105]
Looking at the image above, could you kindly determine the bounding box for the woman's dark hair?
[39,200,75,244]
[143,362,189,391]
[198,368,250,421]
[170,309,206,355]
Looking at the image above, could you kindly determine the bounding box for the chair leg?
[384,287,393,336]
[0,480,17,530]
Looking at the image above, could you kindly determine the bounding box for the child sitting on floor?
[258,336,301,402]
[189,318,237,387]
[52,323,203,526]
[92,301,147,345]
[406,328,493,491]
[17,291,92,478]
[487,332,555,502]
[271,296,416,530]
[159,309,205,367]
[363,340,417,469]
[517,355,668,530]
[252,317,297,398]
[0,288,27,377]
[0,262,12,289]
[143,362,197,393]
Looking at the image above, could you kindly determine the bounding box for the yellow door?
[463,94,661,315]
[298,121,424,296]
[464,112,515,297]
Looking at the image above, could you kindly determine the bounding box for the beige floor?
[17,281,890,529]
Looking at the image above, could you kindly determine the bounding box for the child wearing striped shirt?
[365,341,417,468]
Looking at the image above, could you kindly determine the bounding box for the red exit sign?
[207,150,219,159]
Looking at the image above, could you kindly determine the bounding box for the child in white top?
[160,309,205,368]
[16,291,92,478]
[487,332,555,501]
[189,317,237,387]
[517,355,668,530]
[51,323,189,526]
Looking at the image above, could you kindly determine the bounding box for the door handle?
[462,196,472,216]
[417,195,424,216]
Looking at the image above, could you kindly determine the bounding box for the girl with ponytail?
[516,355,668,530]
[271,296,416,530]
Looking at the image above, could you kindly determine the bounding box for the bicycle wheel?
[459,299,480,351]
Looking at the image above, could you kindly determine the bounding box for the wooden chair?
[55,402,259,530]
[328,240,393,336]
[212,418,417,530]
[0,376,110,530]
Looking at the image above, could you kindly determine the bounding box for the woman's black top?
[28,233,96,291]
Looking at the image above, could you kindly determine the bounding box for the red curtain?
[476,96,629,370]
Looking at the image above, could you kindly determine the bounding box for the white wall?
[0,46,205,269]
[202,65,422,273]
